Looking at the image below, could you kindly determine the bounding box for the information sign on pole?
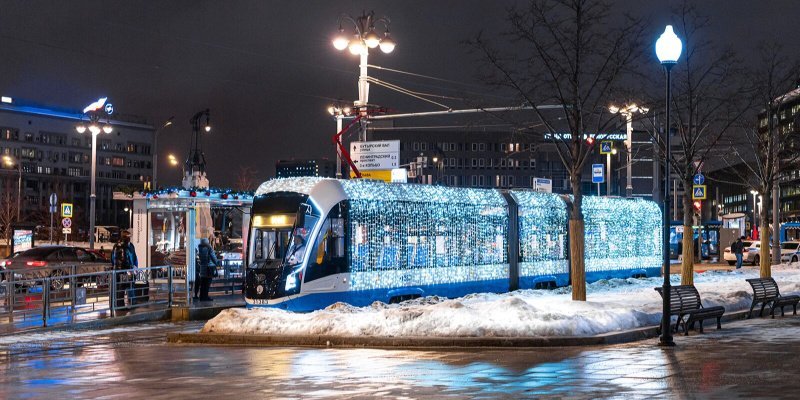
[350,140,400,171]
[533,177,553,193]
[592,164,605,183]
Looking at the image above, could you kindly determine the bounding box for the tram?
[244,177,662,311]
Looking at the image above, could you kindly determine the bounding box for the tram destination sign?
[351,140,400,171]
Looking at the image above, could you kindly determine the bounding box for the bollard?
[110,271,117,318]
[70,265,77,322]
[8,273,14,323]
[167,265,173,307]
[42,279,49,327]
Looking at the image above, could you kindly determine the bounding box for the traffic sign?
[692,185,707,200]
[49,193,57,206]
[350,140,400,171]
[693,174,705,185]
[61,203,73,218]
[592,164,605,183]
[62,228,71,234]
[600,141,613,155]
[62,218,72,228]
[350,169,393,182]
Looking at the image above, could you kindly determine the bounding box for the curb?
[166,309,758,348]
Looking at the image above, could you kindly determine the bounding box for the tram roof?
[255,177,508,206]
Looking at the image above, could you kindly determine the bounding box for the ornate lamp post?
[656,25,682,347]
[609,104,649,197]
[332,11,395,143]
[76,97,114,249]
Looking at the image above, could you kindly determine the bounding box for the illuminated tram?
[244,177,661,311]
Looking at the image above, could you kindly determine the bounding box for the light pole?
[123,207,133,229]
[328,105,354,178]
[2,155,22,221]
[609,104,648,197]
[151,117,174,190]
[332,11,396,142]
[656,25,682,348]
[606,148,617,195]
[750,190,758,237]
[76,97,114,249]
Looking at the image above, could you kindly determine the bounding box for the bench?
[655,285,726,336]
[745,278,800,318]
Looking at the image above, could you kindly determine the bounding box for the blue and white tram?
[244,177,661,311]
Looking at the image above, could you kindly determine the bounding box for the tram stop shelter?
[116,188,253,304]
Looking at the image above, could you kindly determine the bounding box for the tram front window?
[251,228,291,268]
[284,213,320,267]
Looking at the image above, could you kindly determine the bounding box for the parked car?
[2,246,110,290]
[780,241,800,263]
[723,240,762,266]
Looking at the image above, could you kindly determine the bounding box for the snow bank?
[202,265,800,337]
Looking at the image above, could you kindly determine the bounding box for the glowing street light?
[76,97,115,249]
[656,25,682,348]
[2,155,22,221]
[610,103,649,197]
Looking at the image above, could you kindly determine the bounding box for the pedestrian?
[197,237,219,301]
[732,236,745,269]
[110,230,138,309]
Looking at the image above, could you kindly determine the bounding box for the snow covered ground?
[202,264,800,337]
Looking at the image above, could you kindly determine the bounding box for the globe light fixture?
[102,124,113,134]
[76,124,87,134]
[348,34,365,55]
[364,29,381,48]
[204,124,211,132]
[655,25,682,65]
[332,28,350,50]
[89,124,102,135]
[379,32,396,53]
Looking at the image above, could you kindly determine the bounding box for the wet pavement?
[2,316,800,399]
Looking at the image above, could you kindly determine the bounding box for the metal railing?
[1,265,172,329]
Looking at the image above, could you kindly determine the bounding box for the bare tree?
[0,179,19,247]
[469,0,646,300]
[665,2,751,285]
[235,166,259,192]
[717,43,800,278]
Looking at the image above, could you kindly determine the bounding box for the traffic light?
[693,200,702,213]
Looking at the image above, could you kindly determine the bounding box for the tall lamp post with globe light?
[331,11,396,143]
[609,104,648,197]
[76,97,114,249]
[2,155,22,221]
[656,25,682,347]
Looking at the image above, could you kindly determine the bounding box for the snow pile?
[203,265,800,337]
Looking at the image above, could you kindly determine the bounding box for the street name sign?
[61,203,73,218]
[592,164,604,183]
[351,140,400,171]
[692,185,707,200]
[600,141,613,155]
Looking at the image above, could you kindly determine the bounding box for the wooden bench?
[745,278,800,318]
[655,285,726,336]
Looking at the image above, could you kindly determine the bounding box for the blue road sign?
[693,174,705,185]
[592,164,604,183]
[600,141,613,154]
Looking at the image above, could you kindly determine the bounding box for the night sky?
[1,0,798,187]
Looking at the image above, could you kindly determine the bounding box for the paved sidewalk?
[3,314,800,398]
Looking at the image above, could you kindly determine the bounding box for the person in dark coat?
[732,236,745,269]
[197,237,219,301]
[110,231,138,308]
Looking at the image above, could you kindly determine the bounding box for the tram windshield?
[250,228,292,268]
[283,206,320,267]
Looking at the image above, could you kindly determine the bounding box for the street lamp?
[152,117,174,190]
[328,104,355,178]
[2,155,22,221]
[123,207,133,229]
[609,104,649,197]
[76,97,114,249]
[606,148,618,195]
[750,190,759,236]
[656,25,682,348]
[332,11,395,142]
[168,154,179,166]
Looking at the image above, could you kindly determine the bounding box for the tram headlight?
[285,268,303,292]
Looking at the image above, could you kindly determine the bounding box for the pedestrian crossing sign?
[692,185,707,200]
[61,203,73,218]
[600,141,613,155]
